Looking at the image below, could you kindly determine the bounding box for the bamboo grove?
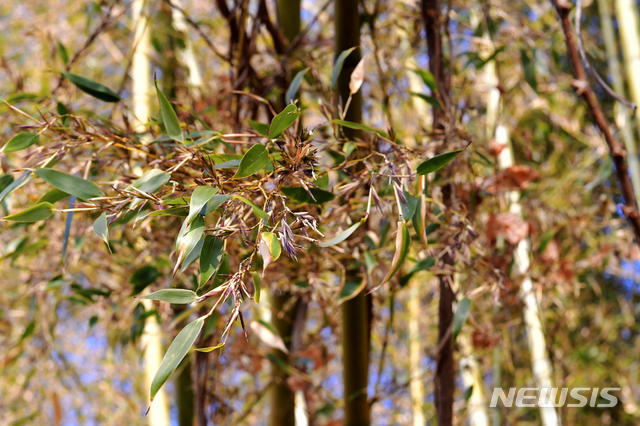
[1,0,640,424]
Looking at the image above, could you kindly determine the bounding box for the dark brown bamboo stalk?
[552,0,640,242]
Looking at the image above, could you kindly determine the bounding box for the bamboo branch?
[551,0,640,244]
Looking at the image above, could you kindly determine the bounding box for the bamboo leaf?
[416,149,464,175]
[250,320,289,353]
[410,69,437,93]
[199,236,224,290]
[174,216,205,276]
[142,289,199,304]
[131,169,171,193]
[400,191,418,222]
[281,186,335,204]
[338,277,366,304]
[400,256,435,287]
[234,144,268,179]
[0,171,30,203]
[330,119,387,137]
[150,317,204,401]
[349,56,365,94]
[252,271,262,304]
[410,92,441,109]
[38,188,70,205]
[35,169,104,200]
[187,186,218,223]
[233,195,269,222]
[285,67,309,104]
[318,219,364,247]
[1,132,39,153]
[453,298,471,340]
[381,221,411,285]
[2,202,54,222]
[202,194,232,216]
[61,72,120,102]
[269,104,300,139]
[331,47,357,90]
[155,79,183,143]
[195,343,225,353]
[93,212,109,247]
[247,120,269,137]
[180,238,204,273]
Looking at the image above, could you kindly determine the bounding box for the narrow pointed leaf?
[250,321,289,353]
[233,195,269,222]
[35,169,104,200]
[38,188,70,205]
[400,256,435,287]
[199,236,224,289]
[416,149,464,175]
[453,298,471,340]
[188,186,218,224]
[410,92,441,109]
[155,80,183,143]
[410,68,437,93]
[131,169,171,193]
[285,67,309,104]
[318,218,364,247]
[338,277,366,304]
[281,186,335,204]
[234,144,268,179]
[0,171,30,203]
[195,343,225,353]
[331,47,357,90]
[269,104,300,139]
[61,72,120,102]
[247,120,270,137]
[261,232,281,260]
[93,212,109,246]
[1,132,39,153]
[349,57,365,94]
[3,202,54,222]
[202,194,232,216]
[174,216,205,274]
[180,238,204,272]
[330,119,387,137]
[381,221,411,285]
[142,289,199,304]
[150,317,204,401]
[400,191,418,222]
[252,272,262,304]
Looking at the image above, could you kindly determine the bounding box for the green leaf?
[261,232,281,260]
[202,194,232,215]
[175,216,205,273]
[130,265,160,295]
[247,120,270,137]
[180,238,204,273]
[520,48,538,93]
[330,119,387,137]
[3,202,54,222]
[155,79,183,143]
[410,69,437,93]
[0,171,30,204]
[270,104,300,139]
[1,132,39,153]
[416,149,464,175]
[331,47,357,90]
[400,191,418,222]
[252,271,262,303]
[35,169,104,200]
[61,72,120,102]
[188,186,218,223]
[142,289,199,304]
[233,195,269,222]
[150,317,204,401]
[380,221,411,285]
[38,188,70,205]
[281,186,335,205]
[453,298,471,340]
[410,92,441,109]
[199,236,224,290]
[57,40,69,65]
[285,67,309,104]
[209,253,230,291]
[338,278,366,304]
[400,256,435,287]
[318,218,365,247]
[131,169,171,193]
[93,212,109,247]
[234,144,268,179]
[464,386,474,401]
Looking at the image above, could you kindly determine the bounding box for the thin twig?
[552,0,640,243]
[575,0,636,111]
